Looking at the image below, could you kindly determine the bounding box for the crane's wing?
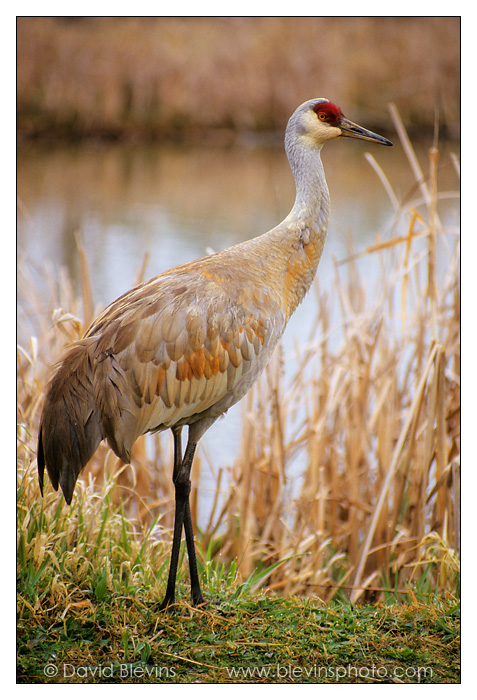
[87,253,287,462]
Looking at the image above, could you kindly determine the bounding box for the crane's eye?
[317,112,328,121]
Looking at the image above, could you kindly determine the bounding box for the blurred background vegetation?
[17,16,460,142]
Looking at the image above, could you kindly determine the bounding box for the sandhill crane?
[37,98,392,609]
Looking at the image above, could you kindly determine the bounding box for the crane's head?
[288,98,393,149]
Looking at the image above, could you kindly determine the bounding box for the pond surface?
[17,136,460,519]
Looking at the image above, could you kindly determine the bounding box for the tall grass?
[17,109,460,606]
[17,17,460,140]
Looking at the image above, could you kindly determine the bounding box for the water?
[17,137,459,520]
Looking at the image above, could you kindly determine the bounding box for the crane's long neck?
[287,136,329,223]
[268,138,331,318]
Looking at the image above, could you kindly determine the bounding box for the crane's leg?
[183,490,204,606]
[159,427,204,609]
[159,427,185,609]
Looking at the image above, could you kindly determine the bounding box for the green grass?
[17,582,459,683]
[17,467,460,683]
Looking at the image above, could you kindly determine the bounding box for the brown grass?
[17,17,460,140]
[17,109,460,604]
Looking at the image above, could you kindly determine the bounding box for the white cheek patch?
[300,111,341,146]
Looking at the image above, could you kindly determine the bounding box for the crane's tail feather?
[37,340,103,504]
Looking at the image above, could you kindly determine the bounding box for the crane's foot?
[191,597,206,609]
[191,587,205,608]
[158,594,207,613]
[158,594,176,611]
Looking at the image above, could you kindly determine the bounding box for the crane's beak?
[339,117,393,146]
